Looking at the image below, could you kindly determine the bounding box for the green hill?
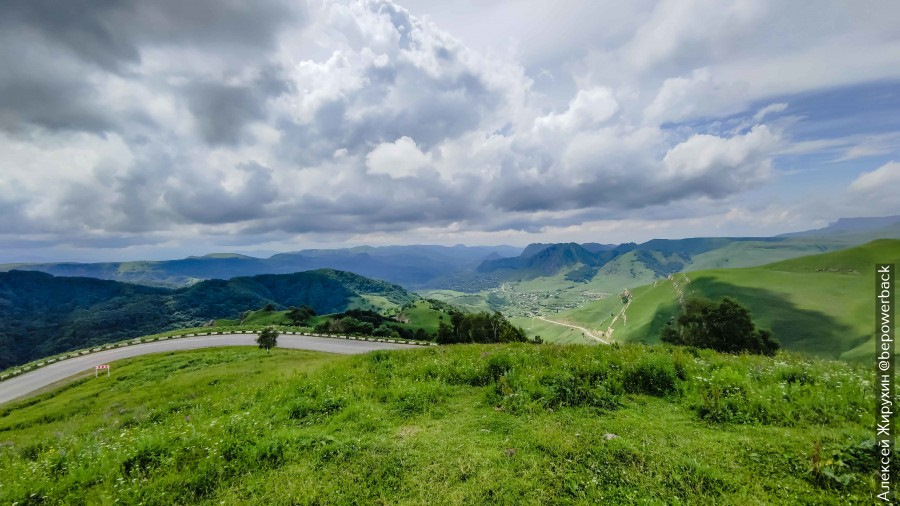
[0,269,418,369]
[221,299,453,337]
[562,239,900,360]
[0,343,876,503]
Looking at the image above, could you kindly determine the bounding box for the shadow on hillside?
[630,300,682,345]
[653,277,866,359]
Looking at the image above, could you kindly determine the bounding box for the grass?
[395,300,447,334]
[0,343,879,504]
[562,239,900,360]
[421,290,494,312]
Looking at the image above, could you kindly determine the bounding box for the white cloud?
[643,68,751,124]
[535,86,619,132]
[753,102,788,122]
[663,125,778,187]
[850,161,900,193]
[365,136,431,178]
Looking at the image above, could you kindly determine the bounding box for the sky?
[1,0,899,262]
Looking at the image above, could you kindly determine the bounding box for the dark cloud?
[0,77,113,134]
[0,0,302,136]
[0,35,116,133]
[164,162,277,225]
[183,82,265,145]
[0,0,300,72]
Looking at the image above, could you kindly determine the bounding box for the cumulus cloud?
[535,87,619,133]
[366,137,432,178]
[662,125,778,193]
[0,0,898,258]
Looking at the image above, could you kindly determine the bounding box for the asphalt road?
[0,334,417,405]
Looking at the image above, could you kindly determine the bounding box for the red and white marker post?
[95,364,110,377]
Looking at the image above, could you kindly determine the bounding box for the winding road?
[0,334,416,406]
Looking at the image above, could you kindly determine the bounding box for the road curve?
[0,334,417,406]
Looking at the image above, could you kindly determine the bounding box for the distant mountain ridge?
[778,215,900,238]
[0,269,418,369]
[476,237,785,280]
[4,216,899,292]
[0,245,522,290]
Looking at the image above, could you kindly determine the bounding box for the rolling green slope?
[0,344,875,503]
[684,240,838,271]
[563,239,900,360]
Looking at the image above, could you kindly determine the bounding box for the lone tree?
[662,296,779,356]
[257,326,279,352]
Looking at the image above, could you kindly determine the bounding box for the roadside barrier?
[0,330,435,382]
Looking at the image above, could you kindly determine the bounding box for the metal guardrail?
[0,331,436,382]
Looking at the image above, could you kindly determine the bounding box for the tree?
[442,311,527,344]
[257,326,279,352]
[287,305,316,326]
[436,321,454,344]
[662,297,779,356]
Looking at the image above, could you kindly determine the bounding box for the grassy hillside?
[563,239,900,360]
[224,300,453,336]
[508,316,596,345]
[684,240,837,271]
[0,269,418,369]
[0,344,875,504]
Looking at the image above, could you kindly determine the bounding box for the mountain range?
[0,245,520,290]
[4,216,898,293]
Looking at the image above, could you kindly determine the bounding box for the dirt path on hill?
[536,316,611,344]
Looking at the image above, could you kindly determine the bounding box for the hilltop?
[0,343,874,503]
[558,239,900,360]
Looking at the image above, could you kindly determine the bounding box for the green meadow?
[0,343,877,504]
